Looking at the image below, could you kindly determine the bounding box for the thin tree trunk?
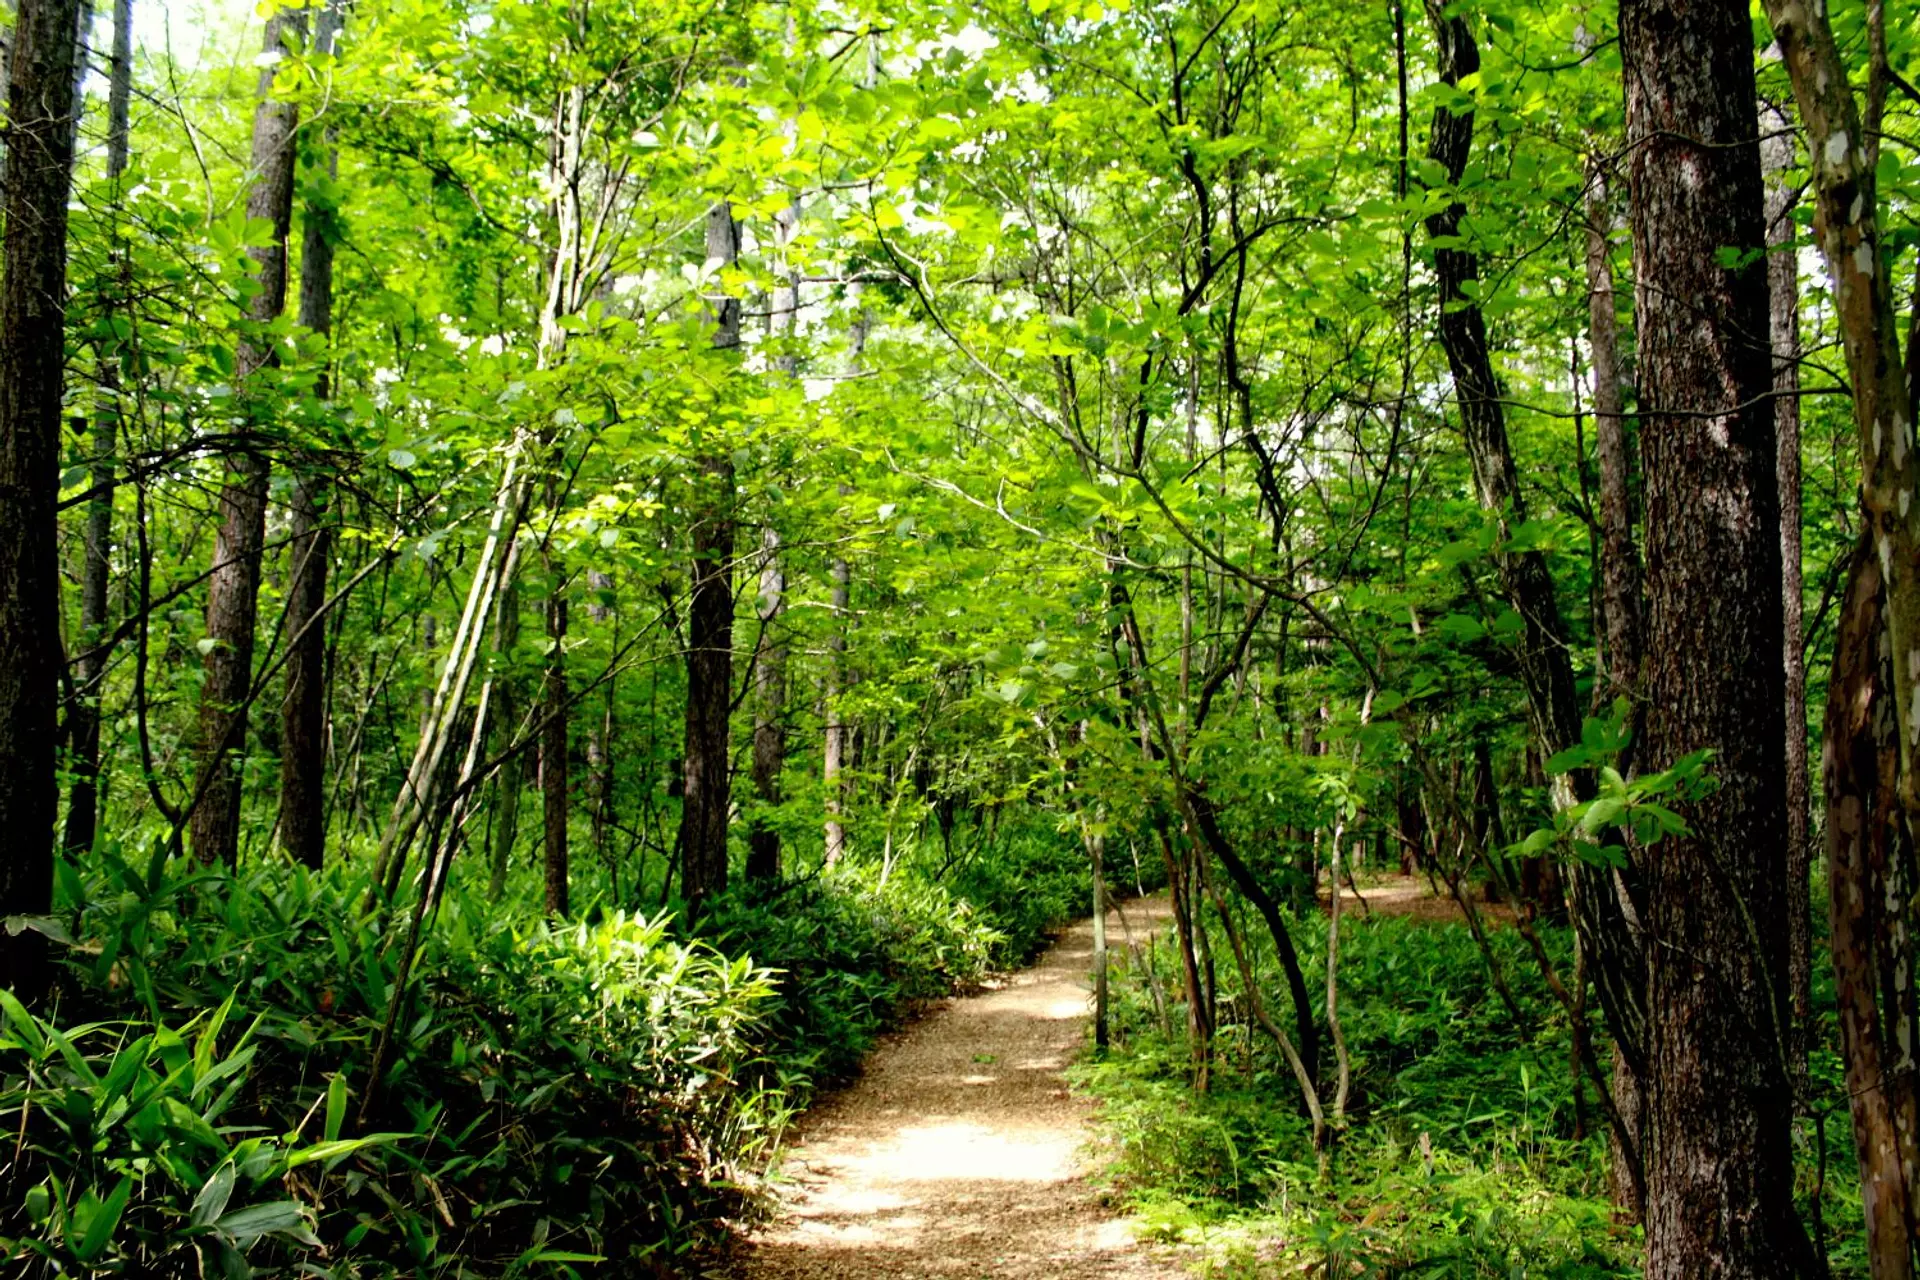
[585,569,613,858]
[1424,13,1647,1159]
[0,0,83,996]
[278,0,342,869]
[541,549,568,916]
[680,199,740,912]
[189,10,301,866]
[747,525,785,882]
[1820,539,1920,1279]
[823,543,850,863]
[61,0,131,857]
[1762,101,1813,1100]
[1620,0,1818,1267]
[487,573,523,901]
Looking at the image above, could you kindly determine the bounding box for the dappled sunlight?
[729,896,1184,1280]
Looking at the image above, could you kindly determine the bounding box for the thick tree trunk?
[680,199,741,911]
[747,526,785,882]
[1820,542,1920,1279]
[278,0,342,869]
[61,0,132,857]
[1621,0,1816,1269]
[0,0,83,995]
[189,11,301,866]
[1425,15,1647,1195]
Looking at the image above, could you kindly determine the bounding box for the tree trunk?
[277,0,342,869]
[0,0,83,995]
[747,525,785,882]
[542,563,568,917]
[1620,0,1816,1268]
[824,540,850,864]
[189,10,301,867]
[1820,541,1920,1279]
[1761,102,1814,1099]
[585,569,613,858]
[487,574,522,901]
[1424,14,1647,1182]
[680,199,741,912]
[61,0,132,858]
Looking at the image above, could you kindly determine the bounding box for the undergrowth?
[1075,899,1867,1278]
[0,818,1082,1278]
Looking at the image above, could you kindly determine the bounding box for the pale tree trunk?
[278,0,343,870]
[190,10,302,866]
[61,0,132,857]
[0,0,83,995]
[1620,0,1818,1269]
[1582,152,1649,1219]
[680,199,741,911]
[1761,101,1813,1099]
[1761,3,1920,1268]
[1426,11,1646,1208]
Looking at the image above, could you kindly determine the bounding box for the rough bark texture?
[0,0,83,995]
[1621,0,1814,1270]
[278,3,342,869]
[681,200,741,911]
[61,0,132,858]
[1584,157,1640,705]
[747,526,786,883]
[190,11,301,866]
[1424,12,1647,1185]
[1821,541,1920,1279]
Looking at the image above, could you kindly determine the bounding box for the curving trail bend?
[722,895,1183,1280]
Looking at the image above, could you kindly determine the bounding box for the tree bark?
[680,199,741,912]
[61,0,132,857]
[747,525,785,882]
[1620,0,1817,1268]
[277,0,342,869]
[487,573,523,901]
[541,564,568,917]
[1820,540,1920,1279]
[0,0,83,996]
[1761,101,1814,1099]
[189,10,301,866]
[1424,12,1648,1187]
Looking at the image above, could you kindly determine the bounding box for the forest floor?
[719,894,1190,1280]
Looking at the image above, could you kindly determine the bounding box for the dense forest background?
[0,0,1914,1273]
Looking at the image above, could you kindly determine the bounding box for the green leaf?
[75,1176,133,1261]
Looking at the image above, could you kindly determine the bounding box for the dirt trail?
[722,895,1184,1280]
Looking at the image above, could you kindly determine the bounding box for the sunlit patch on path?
[722,897,1185,1280]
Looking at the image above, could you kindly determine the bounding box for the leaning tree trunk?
[189,10,302,866]
[680,199,741,912]
[1759,2,1920,1268]
[1820,540,1920,1279]
[1425,12,1646,1207]
[0,0,84,996]
[278,0,343,869]
[1620,0,1819,1269]
[62,0,132,857]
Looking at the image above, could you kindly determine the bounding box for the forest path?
[720,894,1185,1280]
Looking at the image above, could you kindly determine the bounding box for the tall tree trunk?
[680,199,740,912]
[1424,13,1647,1203]
[585,569,613,859]
[1620,0,1817,1269]
[823,533,850,864]
[61,0,132,857]
[0,0,83,996]
[746,526,785,882]
[278,0,342,870]
[487,573,523,901]
[1820,540,1920,1279]
[1760,6,1920,1269]
[1761,102,1814,1099]
[541,554,568,917]
[189,10,301,866]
